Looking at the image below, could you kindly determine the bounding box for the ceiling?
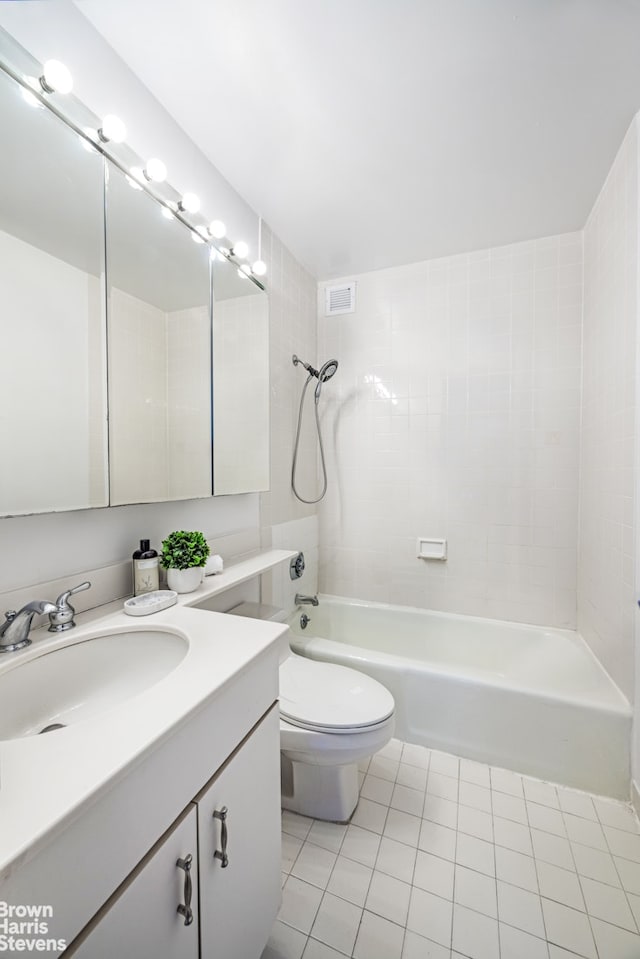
[76,0,640,280]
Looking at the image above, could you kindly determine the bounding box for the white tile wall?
[579,117,639,702]
[318,233,583,628]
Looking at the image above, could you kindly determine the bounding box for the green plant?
[160,530,210,570]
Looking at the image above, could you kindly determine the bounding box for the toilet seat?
[279,656,394,734]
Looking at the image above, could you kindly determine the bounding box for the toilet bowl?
[279,654,395,822]
[226,601,395,823]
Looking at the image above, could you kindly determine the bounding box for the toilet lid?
[279,656,395,731]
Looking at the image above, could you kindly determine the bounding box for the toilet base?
[281,754,359,822]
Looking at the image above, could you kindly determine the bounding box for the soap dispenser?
[132,539,159,596]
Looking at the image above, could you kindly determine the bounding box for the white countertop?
[0,599,288,878]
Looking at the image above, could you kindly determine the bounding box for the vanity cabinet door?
[64,805,199,959]
[197,704,281,959]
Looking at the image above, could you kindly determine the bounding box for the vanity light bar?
[5,53,267,284]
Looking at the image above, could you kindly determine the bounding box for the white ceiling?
[76,0,640,280]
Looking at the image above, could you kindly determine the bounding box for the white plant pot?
[166,566,203,594]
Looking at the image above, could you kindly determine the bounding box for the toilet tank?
[227,602,291,663]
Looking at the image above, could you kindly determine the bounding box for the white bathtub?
[288,596,632,798]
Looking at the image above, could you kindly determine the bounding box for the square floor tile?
[615,856,640,895]
[419,819,457,862]
[498,922,549,959]
[376,835,417,883]
[428,771,459,801]
[397,762,428,792]
[527,802,567,838]
[282,811,314,840]
[378,738,404,761]
[590,917,640,959]
[451,902,499,959]
[385,808,421,846]
[306,820,348,854]
[327,854,373,907]
[361,774,395,806]
[541,898,597,958]
[495,845,538,893]
[455,832,496,877]
[563,814,607,851]
[366,870,412,925]
[459,780,492,813]
[494,815,533,856]
[279,876,324,934]
[369,755,400,782]
[536,860,584,911]
[430,751,460,779]
[301,940,346,959]
[351,797,388,834]
[262,919,307,959]
[392,782,425,817]
[291,843,337,889]
[557,788,597,821]
[605,826,640,863]
[353,910,405,959]
[455,864,497,918]
[402,929,451,958]
[423,793,458,829]
[407,887,453,947]
[497,879,545,937]
[340,824,381,867]
[523,778,560,809]
[531,829,573,870]
[457,804,493,842]
[460,759,491,788]
[402,743,430,768]
[491,767,525,798]
[310,892,362,955]
[580,875,637,931]
[414,850,455,899]
[593,799,640,834]
[493,791,528,825]
[572,842,619,885]
[283,833,304,873]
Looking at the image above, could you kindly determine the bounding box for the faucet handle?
[49,581,91,632]
[54,581,91,609]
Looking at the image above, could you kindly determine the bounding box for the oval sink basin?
[0,630,188,740]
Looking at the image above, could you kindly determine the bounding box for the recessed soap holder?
[416,538,447,561]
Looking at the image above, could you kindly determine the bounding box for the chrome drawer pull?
[176,854,194,925]
[213,806,229,867]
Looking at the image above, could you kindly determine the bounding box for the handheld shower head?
[314,358,339,401]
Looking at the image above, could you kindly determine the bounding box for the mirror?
[0,65,108,516]
[212,257,269,494]
[105,162,213,505]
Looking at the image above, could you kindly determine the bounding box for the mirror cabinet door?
[212,257,269,494]
[0,68,108,516]
[105,163,213,506]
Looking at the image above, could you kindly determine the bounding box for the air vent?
[325,282,356,316]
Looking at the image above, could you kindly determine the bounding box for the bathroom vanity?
[0,600,286,958]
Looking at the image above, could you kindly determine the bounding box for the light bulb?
[98,114,126,144]
[79,134,97,154]
[240,263,252,276]
[237,268,248,279]
[232,240,249,259]
[126,172,143,191]
[209,219,226,239]
[40,60,73,95]
[178,192,200,214]
[162,207,175,220]
[144,158,167,183]
[252,259,267,276]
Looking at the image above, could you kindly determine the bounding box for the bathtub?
[288,596,632,798]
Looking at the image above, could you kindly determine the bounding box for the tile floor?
[262,739,640,959]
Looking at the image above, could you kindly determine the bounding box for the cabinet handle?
[213,806,229,868]
[176,854,194,925]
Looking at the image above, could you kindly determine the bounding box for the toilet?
[228,602,395,822]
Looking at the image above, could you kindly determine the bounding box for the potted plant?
[160,530,210,594]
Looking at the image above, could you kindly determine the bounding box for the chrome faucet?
[295,593,319,607]
[0,580,91,653]
[0,601,56,653]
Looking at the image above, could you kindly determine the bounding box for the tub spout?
[295,593,319,607]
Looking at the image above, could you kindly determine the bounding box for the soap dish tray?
[124,590,178,616]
